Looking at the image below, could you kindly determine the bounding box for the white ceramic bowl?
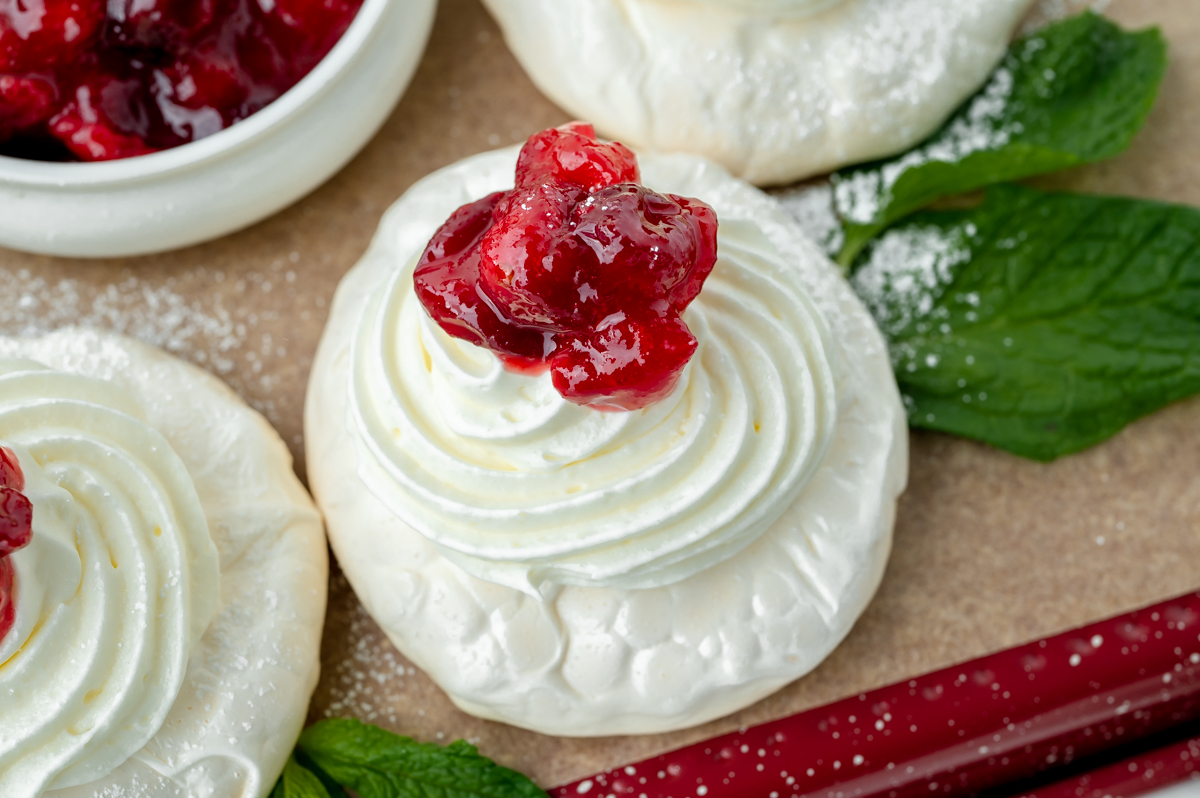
[0,0,437,259]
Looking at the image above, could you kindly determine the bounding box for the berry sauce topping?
[414,122,719,411]
[0,445,31,644]
[0,0,363,161]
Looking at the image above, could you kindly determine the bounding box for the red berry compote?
[0,445,32,644]
[414,122,719,411]
[0,0,363,161]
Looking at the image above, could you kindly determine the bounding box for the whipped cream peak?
[0,359,220,797]
[350,148,840,595]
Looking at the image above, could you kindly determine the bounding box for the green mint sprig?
[271,719,550,798]
[851,184,1200,461]
[831,12,1167,266]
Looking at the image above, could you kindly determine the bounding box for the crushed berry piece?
[0,446,23,491]
[413,191,550,362]
[0,446,31,560]
[514,121,639,193]
[105,0,215,49]
[0,0,105,73]
[0,447,33,645]
[0,558,12,644]
[414,123,718,411]
[0,485,31,558]
[550,314,698,412]
[49,69,162,160]
[0,74,57,141]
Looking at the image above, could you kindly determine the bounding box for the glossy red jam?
[0,445,31,644]
[414,122,719,411]
[0,0,363,161]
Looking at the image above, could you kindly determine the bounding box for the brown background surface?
[1,0,1198,788]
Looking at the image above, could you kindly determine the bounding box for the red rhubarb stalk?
[1016,735,1200,798]
[553,592,1200,798]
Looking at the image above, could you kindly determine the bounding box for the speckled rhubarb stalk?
[1016,734,1200,798]
[553,592,1200,798]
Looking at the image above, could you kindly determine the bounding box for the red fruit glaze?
[0,445,31,646]
[414,123,718,411]
[0,558,13,645]
[550,314,697,412]
[0,488,34,558]
[0,445,23,491]
[0,0,105,73]
[0,74,56,141]
[0,446,31,558]
[413,191,550,364]
[553,591,1200,798]
[0,0,362,160]
[514,121,640,192]
[106,0,216,49]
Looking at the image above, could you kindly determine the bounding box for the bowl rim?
[0,0,389,189]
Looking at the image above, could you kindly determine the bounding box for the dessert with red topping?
[0,445,31,644]
[0,0,363,161]
[414,122,719,410]
[307,122,907,735]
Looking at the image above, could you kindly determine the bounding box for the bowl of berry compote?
[0,0,436,258]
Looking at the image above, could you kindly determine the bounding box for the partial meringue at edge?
[0,391,218,797]
[0,331,327,798]
[480,0,1036,185]
[306,147,908,736]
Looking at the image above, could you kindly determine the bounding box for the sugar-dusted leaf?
[833,12,1167,265]
[850,184,1200,461]
[298,718,550,798]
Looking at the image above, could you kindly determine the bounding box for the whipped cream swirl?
[0,361,220,797]
[351,190,839,593]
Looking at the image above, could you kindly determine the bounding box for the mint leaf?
[850,184,1200,461]
[298,718,550,798]
[833,12,1167,266]
[271,755,340,798]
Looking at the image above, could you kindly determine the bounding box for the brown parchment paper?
[1,0,1197,788]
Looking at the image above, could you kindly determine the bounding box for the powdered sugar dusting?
[849,221,975,345]
[321,578,409,728]
[316,573,484,749]
[0,270,245,372]
[834,64,1019,226]
[0,261,322,438]
[1021,0,1109,35]
[772,182,845,258]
